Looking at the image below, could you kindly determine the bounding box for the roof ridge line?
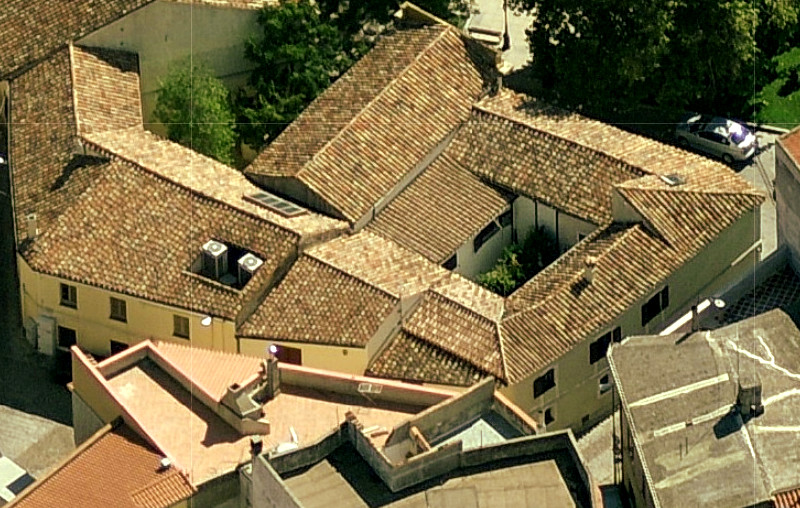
[618,181,766,199]
[153,340,263,361]
[614,187,675,246]
[471,101,651,178]
[81,133,303,241]
[304,252,400,302]
[504,224,639,321]
[402,327,497,379]
[300,26,451,178]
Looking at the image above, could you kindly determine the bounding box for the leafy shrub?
[477,226,559,296]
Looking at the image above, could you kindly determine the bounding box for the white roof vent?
[202,240,228,280]
[26,213,38,239]
[158,457,172,470]
[238,253,264,286]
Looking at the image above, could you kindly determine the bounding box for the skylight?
[245,191,307,217]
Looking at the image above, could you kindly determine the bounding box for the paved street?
[0,137,74,479]
[740,131,779,257]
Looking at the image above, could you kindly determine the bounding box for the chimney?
[263,355,280,399]
[250,436,263,458]
[691,304,700,332]
[584,256,598,283]
[26,213,38,239]
[737,371,764,418]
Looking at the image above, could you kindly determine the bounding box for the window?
[590,326,620,364]
[533,368,556,398]
[443,254,457,270]
[272,344,302,365]
[498,210,512,228]
[544,407,555,425]
[577,233,587,242]
[60,283,77,308]
[599,374,612,395]
[110,340,129,355]
[109,297,127,322]
[173,315,190,339]
[641,286,669,326]
[473,221,500,252]
[57,326,77,349]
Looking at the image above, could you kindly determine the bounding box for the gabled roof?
[245,24,492,223]
[9,423,194,508]
[11,44,345,319]
[778,125,800,169]
[239,231,448,346]
[367,150,509,263]
[0,0,274,79]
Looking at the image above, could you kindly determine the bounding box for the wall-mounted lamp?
[200,316,212,327]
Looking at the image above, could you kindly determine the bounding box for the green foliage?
[153,61,236,165]
[235,0,355,149]
[514,0,799,119]
[751,47,800,127]
[237,0,469,150]
[477,226,559,296]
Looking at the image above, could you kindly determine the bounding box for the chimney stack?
[691,304,700,332]
[737,370,764,418]
[26,213,38,240]
[250,436,263,458]
[263,355,281,400]
[584,256,598,283]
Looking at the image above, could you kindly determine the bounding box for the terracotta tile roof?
[71,45,143,135]
[82,127,347,239]
[367,151,509,262]
[775,487,800,508]
[24,161,297,319]
[0,0,274,79]
[239,231,447,346]
[367,330,490,386]
[245,25,491,223]
[152,341,263,401]
[237,255,398,346]
[10,423,194,508]
[779,127,800,168]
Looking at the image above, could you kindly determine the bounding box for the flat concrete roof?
[282,442,577,508]
[610,309,800,507]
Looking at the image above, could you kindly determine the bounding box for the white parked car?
[675,113,757,163]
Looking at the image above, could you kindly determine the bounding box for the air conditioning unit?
[202,240,228,280]
[238,253,264,286]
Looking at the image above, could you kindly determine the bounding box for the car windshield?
[728,122,750,144]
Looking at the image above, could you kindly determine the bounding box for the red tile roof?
[775,487,800,508]
[10,423,194,508]
[245,25,492,223]
[779,127,800,169]
[367,151,509,262]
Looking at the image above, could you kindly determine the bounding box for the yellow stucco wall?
[500,209,761,432]
[238,338,369,375]
[19,255,237,356]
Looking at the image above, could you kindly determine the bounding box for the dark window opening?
[110,340,129,355]
[57,326,77,349]
[590,326,620,364]
[544,408,555,425]
[641,286,670,326]
[60,283,77,308]
[273,345,302,365]
[498,210,512,228]
[599,374,612,394]
[443,254,457,270]
[173,315,190,339]
[110,297,127,322]
[533,368,555,398]
[474,221,500,252]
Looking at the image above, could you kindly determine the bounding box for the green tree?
[751,47,800,126]
[514,0,798,119]
[153,61,237,165]
[477,227,559,295]
[236,0,354,149]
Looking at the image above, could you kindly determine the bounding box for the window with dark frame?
[641,286,670,326]
[443,254,457,270]
[109,297,127,322]
[173,315,190,339]
[273,344,302,365]
[533,368,556,398]
[599,374,612,394]
[544,408,555,425]
[473,221,500,252]
[60,283,77,308]
[590,326,621,364]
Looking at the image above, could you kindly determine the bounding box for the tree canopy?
[514,0,800,120]
[153,61,237,165]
